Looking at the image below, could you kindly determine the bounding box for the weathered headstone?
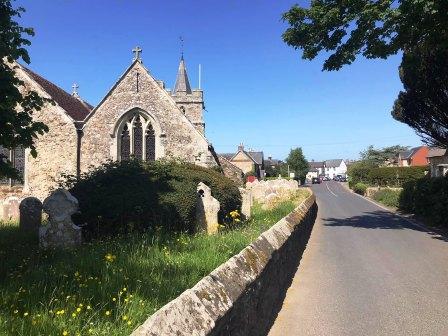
[196,182,220,234]
[239,187,253,219]
[1,196,20,221]
[39,189,82,249]
[19,197,42,234]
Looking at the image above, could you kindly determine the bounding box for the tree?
[359,145,409,167]
[282,0,447,71]
[282,1,448,147]
[392,46,448,148]
[0,0,50,179]
[286,147,309,182]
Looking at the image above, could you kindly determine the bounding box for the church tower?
[170,56,205,134]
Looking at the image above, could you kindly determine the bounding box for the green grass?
[372,189,401,208]
[0,189,309,336]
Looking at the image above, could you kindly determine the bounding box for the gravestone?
[39,189,82,249]
[239,187,252,219]
[19,197,42,234]
[196,182,220,234]
[1,196,20,221]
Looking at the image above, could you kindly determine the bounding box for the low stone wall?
[132,191,317,336]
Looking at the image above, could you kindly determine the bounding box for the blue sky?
[17,0,422,161]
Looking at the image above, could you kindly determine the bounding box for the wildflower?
[122,287,127,292]
[72,312,76,318]
[112,297,116,302]
[105,310,111,316]
[23,312,29,317]
[76,307,81,312]
[104,253,117,262]
[88,329,93,333]
[87,305,91,310]
[127,321,132,326]
[122,315,128,320]
[13,310,18,314]
[62,331,68,336]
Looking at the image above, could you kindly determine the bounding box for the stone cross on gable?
[72,83,79,97]
[132,46,142,62]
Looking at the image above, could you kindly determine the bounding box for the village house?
[1,48,220,200]
[397,146,429,167]
[220,144,265,179]
[427,148,448,177]
[306,159,347,180]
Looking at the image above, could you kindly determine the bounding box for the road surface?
[268,181,448,336]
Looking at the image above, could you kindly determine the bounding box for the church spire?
[173,56,192,94]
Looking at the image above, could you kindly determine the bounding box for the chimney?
[238,143,244,152]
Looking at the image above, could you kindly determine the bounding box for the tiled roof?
[427,147,447,158]
[309,161,324,169]
[21,66,92,121]
[219,153,235,160]
[325,159,343,167]
[247,151,264,165]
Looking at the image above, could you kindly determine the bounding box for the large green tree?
[360,144,409,166]
[282,0,448,147]
[286,147,309,182]
[0,0,49,179]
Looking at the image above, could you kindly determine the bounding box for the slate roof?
[427,147,447,158]
[22,66,92,121]
[172,56,192,94]
[247,151,264,165]
[309,161,324,169]
[325,159,343,167]
[399,147,422,160]
[219,153,235,160]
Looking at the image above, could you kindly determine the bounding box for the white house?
[324,159,347,179]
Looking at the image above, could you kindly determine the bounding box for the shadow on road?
[322,210,448,242]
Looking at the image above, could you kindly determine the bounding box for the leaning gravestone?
[196,182,220,234]
[19,197,42,235]
[39,189,82,249]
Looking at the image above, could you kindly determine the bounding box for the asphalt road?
[268,181,448,336]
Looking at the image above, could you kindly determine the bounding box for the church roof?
[172,56,192,94]
[22,66,92,121]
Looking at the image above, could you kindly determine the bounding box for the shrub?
[62,160,242,238]
[372,189,401,208]
[399,176,448,228]
[353,182,368,195]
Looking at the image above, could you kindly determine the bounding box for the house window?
[118,112,156,161]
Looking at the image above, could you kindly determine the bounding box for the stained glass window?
[121,124,130,161]
[133,117,143,160]
[145,125,156,161]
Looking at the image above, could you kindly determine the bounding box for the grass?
[0,189,309,336]
[372,189,401,208]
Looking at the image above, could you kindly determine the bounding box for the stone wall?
[132,191,317,336]
[81,61,216,172]
[217,156,244,185]
[16,66,78,200]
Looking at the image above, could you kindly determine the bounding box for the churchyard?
[0,158,311,335]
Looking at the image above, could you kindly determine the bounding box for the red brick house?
[397,146,429,167]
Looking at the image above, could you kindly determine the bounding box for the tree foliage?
[285,147,309,182]
[282,1,448,147]
[0,0,50,179]
[282,0,448,71]
[392,46,448,148]
[359,144,408,166]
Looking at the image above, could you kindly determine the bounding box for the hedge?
[353,182,368,195]
[349,165,428,187]
[400,176,448,228]
[61,160,242,238]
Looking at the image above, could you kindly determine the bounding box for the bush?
[353,182,368,195]
[399,176,448,228]
[349,164,428,187]
[372,189,401,208]
[62,160,242,238]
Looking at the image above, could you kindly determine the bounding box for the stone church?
[3,48,219,200]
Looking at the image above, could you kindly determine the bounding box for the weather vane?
[179,36,184,59]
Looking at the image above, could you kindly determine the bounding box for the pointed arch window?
[118,112,156,161]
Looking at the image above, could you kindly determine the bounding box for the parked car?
[333,175,340,181]
[312,177,321,184]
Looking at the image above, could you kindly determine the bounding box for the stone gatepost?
[19,197,42,235]
[239,187,253,219]
[39,189,82,249]
[196,182,220,234]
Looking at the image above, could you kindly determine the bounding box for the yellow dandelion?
[76,307,81,312]
[122,287,127,292]
[105,310,111,316]
[72,312,76,318]
[127,321,132,326]
[112,297,116,302]
[122,315,128,320]
[62,331,68,336]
